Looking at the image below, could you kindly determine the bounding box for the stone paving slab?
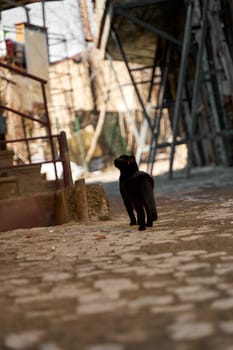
[0,167,233,350]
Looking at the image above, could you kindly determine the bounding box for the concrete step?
[0,176,19,199]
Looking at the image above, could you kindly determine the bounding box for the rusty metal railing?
[0,61,73,189]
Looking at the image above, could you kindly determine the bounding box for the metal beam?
[168,0,194,179]
[115,0,168,9]
[148,44,170,174]
[115,8,181,47]
[106,53,141,144]
[111,25,154,133]
[0,0,62,11]
[186,0,209,177]
[147,41,159,102]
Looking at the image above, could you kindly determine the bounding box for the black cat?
[114,154,158,231]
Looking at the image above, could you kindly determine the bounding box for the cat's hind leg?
[145,205,157,227]
[135,204,146,231]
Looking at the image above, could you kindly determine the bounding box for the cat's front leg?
[123,198,136,225]
[130,217,137,226]
[128,208,137,226]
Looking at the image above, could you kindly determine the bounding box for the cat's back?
[131,170,154,188]
[120,170,154,197]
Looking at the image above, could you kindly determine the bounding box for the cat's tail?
[150,201,158,221]
[153,210,158,221]
[143,179,158,221]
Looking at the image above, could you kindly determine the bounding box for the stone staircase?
[0,150,59,199]
[0,150,62,232]
[0,150,110,232]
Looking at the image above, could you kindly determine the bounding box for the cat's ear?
[128,154,136,163]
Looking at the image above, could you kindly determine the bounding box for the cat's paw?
[130,219,137,226]
[146,221,153,227]
[139,225,146,231]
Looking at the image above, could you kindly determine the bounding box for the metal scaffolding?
[104,0,233,178]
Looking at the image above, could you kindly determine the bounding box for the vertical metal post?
[146,39,161,172]
[203,47,228,165]
[23,6,31,23]
[148,44,170,174]
[41,81,59,186]
[168,0,194,179]
[21,116,31,162]
[147,40,159,102]
[42,0,46,28]
[186,0,209,177]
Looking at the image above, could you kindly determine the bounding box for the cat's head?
[114,154,139,173]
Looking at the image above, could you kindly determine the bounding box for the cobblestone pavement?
[1,166,233,350]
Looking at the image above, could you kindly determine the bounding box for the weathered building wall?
[48,48,150,133]
[2,50,157,165]
[48,48,160,165]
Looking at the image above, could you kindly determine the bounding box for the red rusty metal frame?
[0,62,73,188]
